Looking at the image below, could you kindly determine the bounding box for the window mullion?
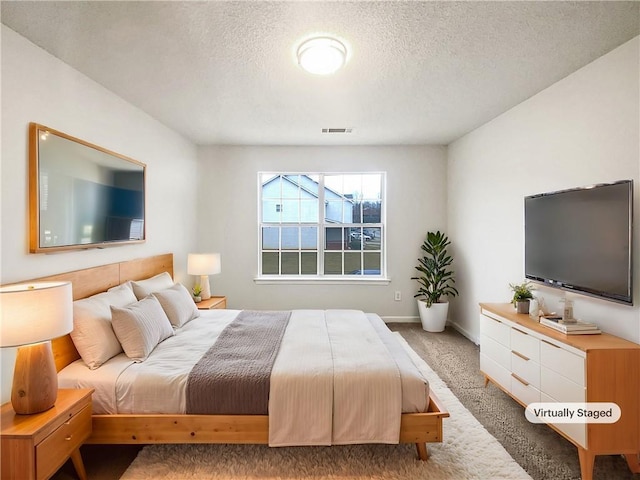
[278,225,282,275]
[318,174,326,275]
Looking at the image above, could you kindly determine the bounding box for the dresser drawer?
[541,392,587,448]
[511,327,539,362]
[511,373,540,405]
[480,313,510,346]
[540,340,585,386]
[481,334,511,369]
[480,353,511,391]
[541,366,586,403]
[511,351,540,388]
[36,404,92,480]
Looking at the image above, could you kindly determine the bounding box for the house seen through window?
[259,173,385,278]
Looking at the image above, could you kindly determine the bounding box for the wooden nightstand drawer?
[36,404,91,479]
[196,296,226,310]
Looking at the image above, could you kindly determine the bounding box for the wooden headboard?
[28,254,173,372]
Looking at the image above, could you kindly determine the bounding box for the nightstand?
[1,388,93,480]
[196,296,227,310]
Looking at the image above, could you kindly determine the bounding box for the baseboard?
[381,316,420,323]
[449,321,479,345]
[382,316,480,346]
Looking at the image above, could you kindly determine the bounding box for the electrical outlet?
[394,291,402,301]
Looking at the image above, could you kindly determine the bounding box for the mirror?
[29,123,146,253]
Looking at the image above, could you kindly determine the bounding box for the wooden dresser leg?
[416,443,429,461]
[624,453,640,473]
[483,375,490,387]
[577,448,594,480]
[70,448,88,480]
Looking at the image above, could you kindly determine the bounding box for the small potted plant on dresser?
[192,284,202,303]
[509,281,534,313]
[412,231,459,332]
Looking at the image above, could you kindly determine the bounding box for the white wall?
[197,145,447,317]
[0,26,200,402]
[448,37,640,344]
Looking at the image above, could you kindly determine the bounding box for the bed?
[40,253,448,460]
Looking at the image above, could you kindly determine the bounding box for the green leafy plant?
[412,231,459,307]
[509,281,534,306]
[192,284,202,297]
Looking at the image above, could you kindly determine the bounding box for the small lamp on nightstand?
[0,282,73,414]
[187,253,221,300]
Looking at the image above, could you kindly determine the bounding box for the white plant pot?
[417,299,449,332]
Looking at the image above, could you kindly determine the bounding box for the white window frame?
[255,172,389,285]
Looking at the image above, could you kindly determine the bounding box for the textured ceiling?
[2,1,639,146]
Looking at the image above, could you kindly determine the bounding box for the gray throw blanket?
[185,310,291,414]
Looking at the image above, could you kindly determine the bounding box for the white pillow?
[111,295,174,362]
[152,283,200,328]
[70,284,137,370]
[109,281,133,293]
[131,272,174,300]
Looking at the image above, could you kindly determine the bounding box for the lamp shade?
[0,282,73,347]
[187,253,221,276]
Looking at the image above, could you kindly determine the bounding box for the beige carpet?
[121,335,531,480]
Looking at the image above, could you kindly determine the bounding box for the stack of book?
[539,317,601,335]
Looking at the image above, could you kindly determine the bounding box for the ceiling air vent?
[321,128,353,134]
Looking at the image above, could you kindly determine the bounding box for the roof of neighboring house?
[261,174,354,204]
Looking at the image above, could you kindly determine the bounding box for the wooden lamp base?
[11,341,58,415]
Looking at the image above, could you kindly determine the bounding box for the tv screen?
[524,180,633,305]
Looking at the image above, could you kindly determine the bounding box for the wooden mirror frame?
[29,123,147,253]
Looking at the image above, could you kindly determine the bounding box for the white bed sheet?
[58,353,133,414]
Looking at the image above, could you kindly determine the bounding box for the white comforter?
[59,309,429,446]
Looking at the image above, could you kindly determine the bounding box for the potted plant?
[192,284,202,303]
[412,231,459,332]
[509,281,534,313]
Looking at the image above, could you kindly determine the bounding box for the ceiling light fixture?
[297,37,347,75]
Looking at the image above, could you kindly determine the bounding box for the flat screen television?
[29,123,146,253]
[524,180,633,305]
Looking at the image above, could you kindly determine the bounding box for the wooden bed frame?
[38,253,448,460]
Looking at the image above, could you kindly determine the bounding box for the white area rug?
[121,334,531,480]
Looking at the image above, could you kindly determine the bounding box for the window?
[259,173,385,280]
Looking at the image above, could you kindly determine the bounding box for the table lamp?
[187,253,221,300]
[0,282,73,414]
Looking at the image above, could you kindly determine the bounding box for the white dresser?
[479,303,640,480]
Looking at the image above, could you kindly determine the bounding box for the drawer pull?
[541,339,560,348]
[511,373,530,386]
[489,317,502,324]
[65,435,73,441]
[513,328,528,336]
[512,350,530,361]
